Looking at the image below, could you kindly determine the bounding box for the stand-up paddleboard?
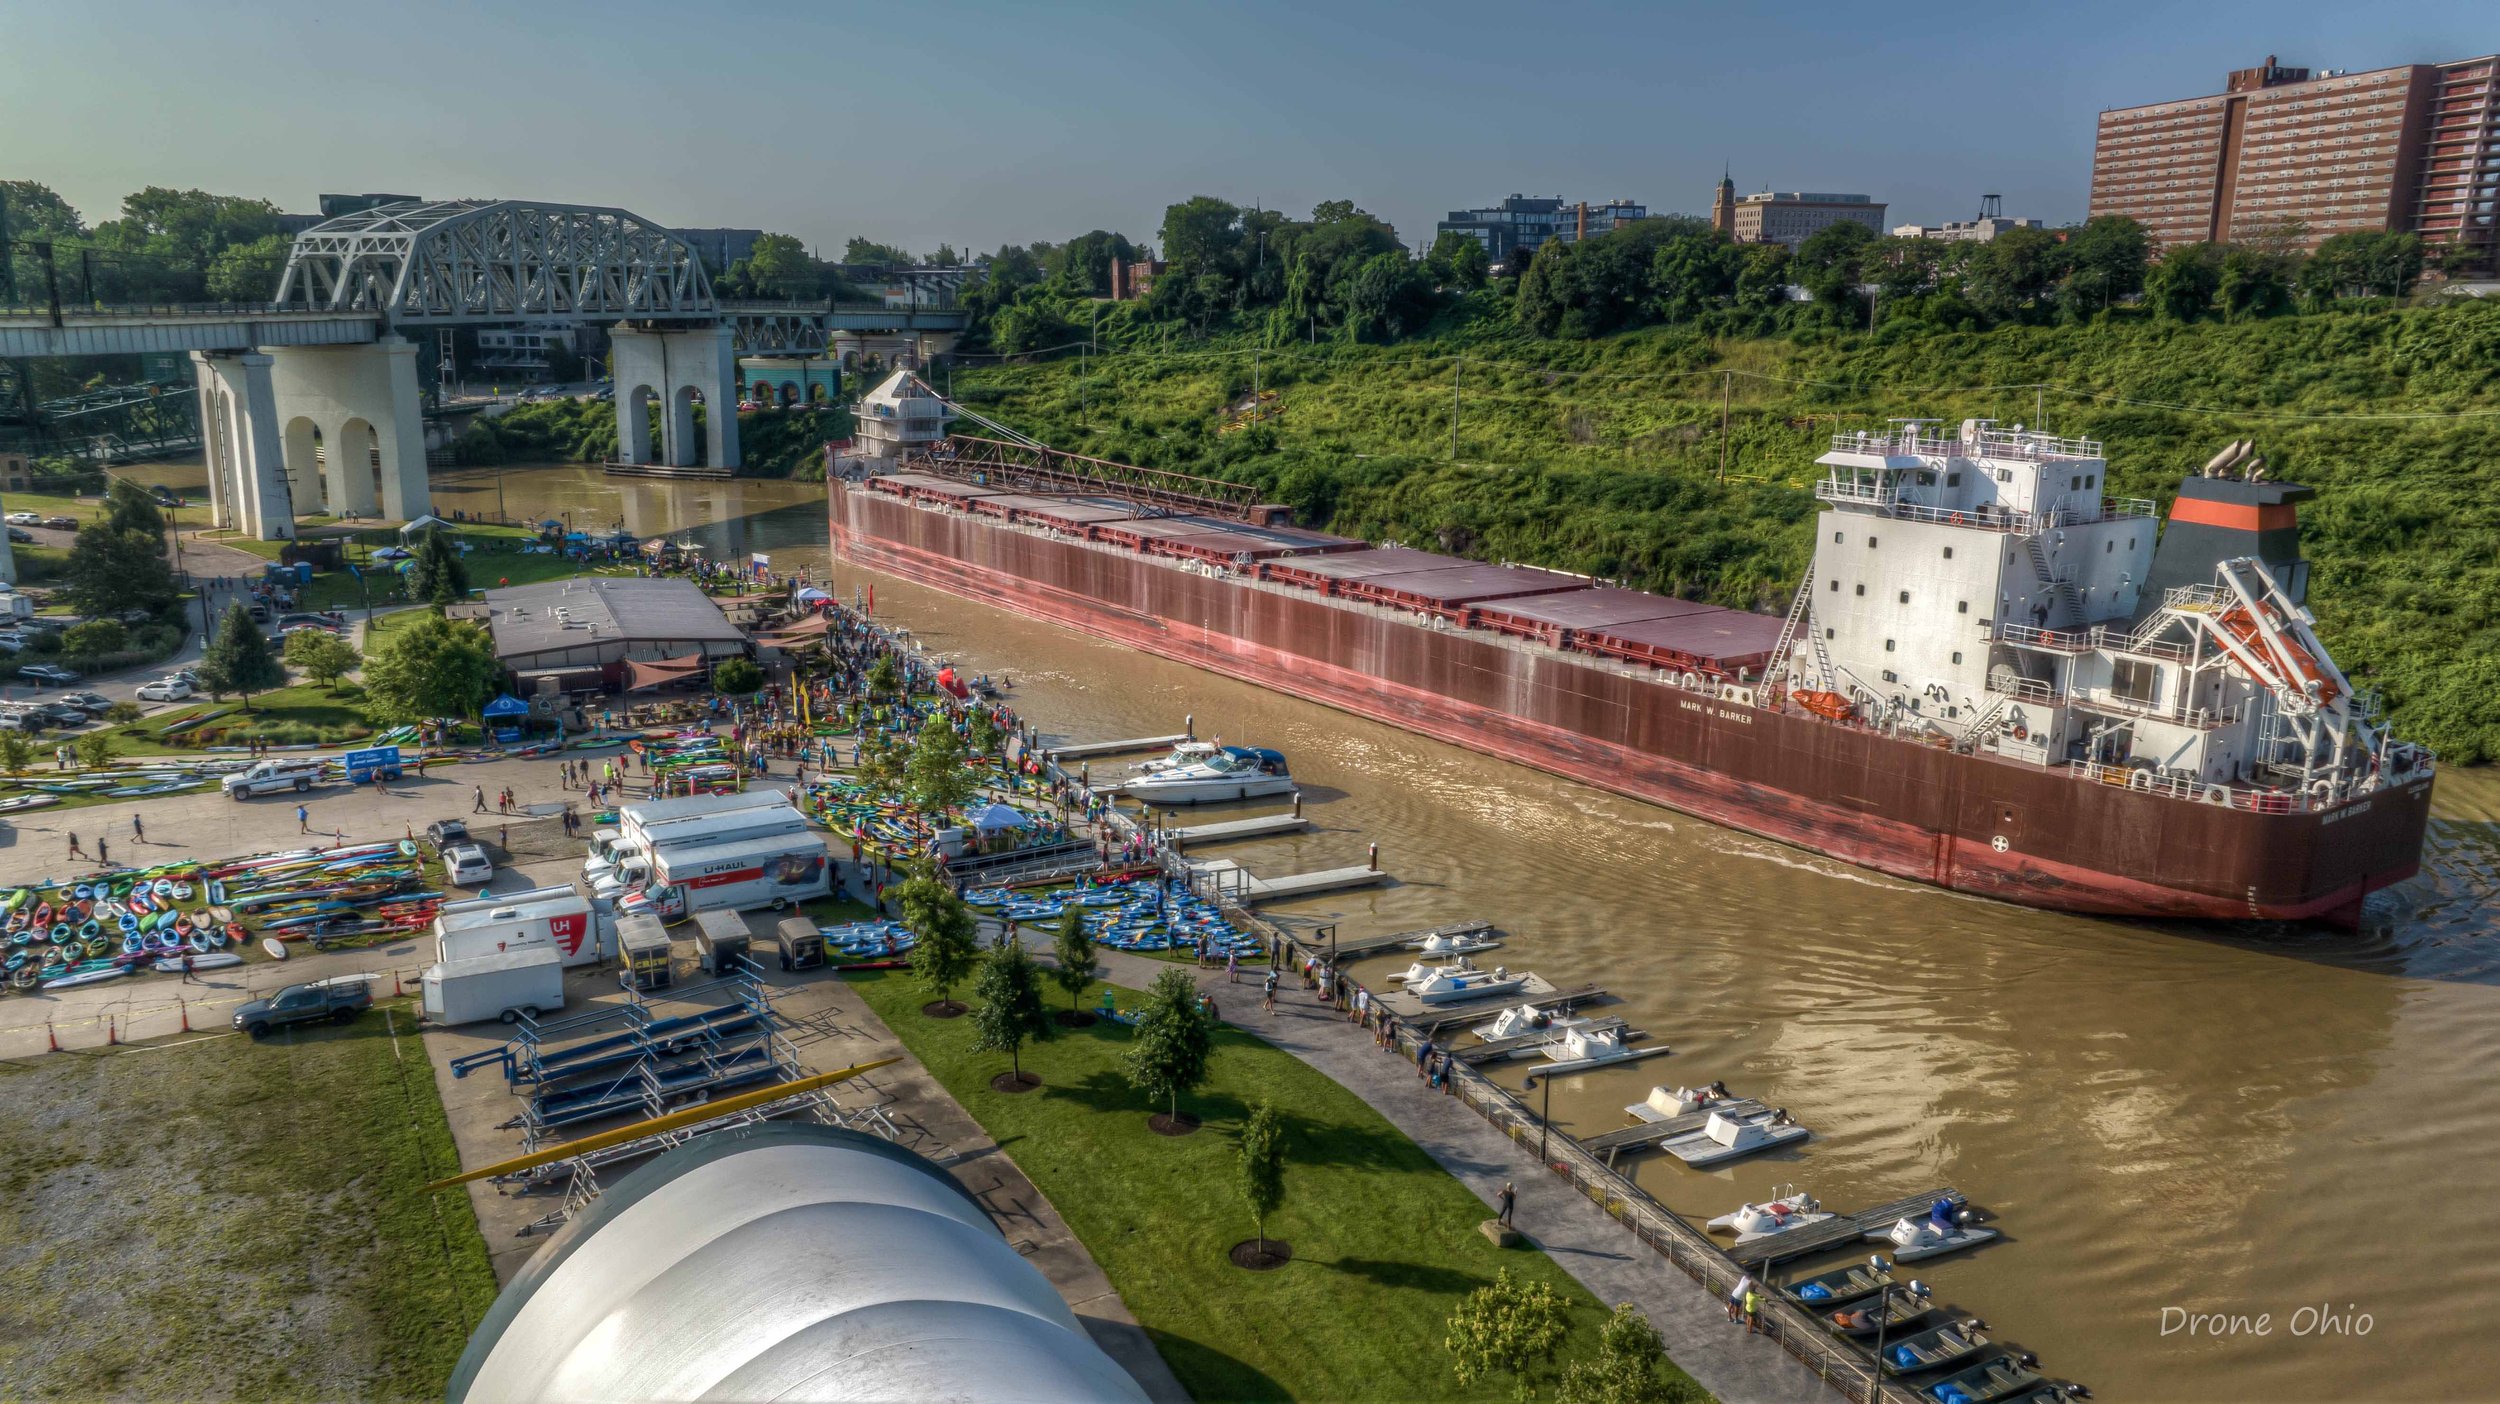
[262,938,290,961]
[156,952,243,973]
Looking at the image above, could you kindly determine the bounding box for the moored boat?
[1706,1186,1832,1243]
[1659,1106,1809,1167]
[1120,746,1295,804]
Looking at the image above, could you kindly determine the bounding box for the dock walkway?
[1046,733,1191,761]
[1164,813,1312,846]
[1456,1016,1635,1065]
[1184,857,1387,904]
[1308,919,1495,961]
[1411,981,1607,1034]
[1582,1099,1772,1156]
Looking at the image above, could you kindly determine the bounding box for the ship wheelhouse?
[1780,419,2427,811]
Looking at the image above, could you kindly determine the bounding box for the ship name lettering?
[2321,800,2371,826]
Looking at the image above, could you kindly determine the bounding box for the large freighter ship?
[827,387,2433,927]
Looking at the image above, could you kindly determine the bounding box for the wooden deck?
[1411,980,1607,1033]
[1164,813,1313,846]
[1297,920,1496,961]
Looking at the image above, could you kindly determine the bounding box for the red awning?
[623,654,709,691]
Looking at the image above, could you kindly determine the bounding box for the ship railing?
[1826,427,2104,461]
[2160,583,2233,613]
[1812,487,2154,535]
[1997,622,2095,654]
[1811,478,1901,508]
[1991,675,2062,705]
[2070,688,2243,731]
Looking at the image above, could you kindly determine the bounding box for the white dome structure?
[447,1124,1149,1403]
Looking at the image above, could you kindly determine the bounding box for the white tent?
[399,514,454,537]
[967,801,1033,832]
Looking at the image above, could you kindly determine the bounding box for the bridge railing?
[0,299,366,321]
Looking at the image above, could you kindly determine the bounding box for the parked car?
[6,528,32,545]
[3,512,38,526]
[231,978,373,1038]
[443,842,495,887]
[16,664,79,687]
[221,757,328,798]
[136,676,194,702]
[0,631,25,654]
[25,702,89,727]
[40,515,76,531]
[425,818,471,849]
[0,709,43,733]
[57,690,113,714]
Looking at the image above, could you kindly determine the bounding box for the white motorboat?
[1405,964,1529,1005]
[1120,745,1296,804]
[1388,956,1478,985]
[1472,1002,1591,1041]
[1705,1185,1834,1243]
[1134,740,1225,774]
[1408,929,1503,958]
[1625,1080,1736,1123]
[1659,1107,1810,1167]
[1868,1199,1998,1262]
[1534,1022,1652,1075]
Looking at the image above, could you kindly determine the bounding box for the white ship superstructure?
[1782,419,2425,809]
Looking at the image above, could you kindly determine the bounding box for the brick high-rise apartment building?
[2089,54,2499,268]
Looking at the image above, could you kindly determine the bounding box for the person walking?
[1496,1181,1516,1226]
[1263,969,1278,1014]
[66,832,82,861]
[296,804,310,834]
[96,835,108,865]
[1226,949,1238,984]
[472,785,488,814]
[131,814,144,843]
[180,951,198,985]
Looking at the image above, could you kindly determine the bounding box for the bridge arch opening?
[334,417,382,517]
[671,385,706,467]
[623,386,659,464]
[777,380,800,408]
[282,417,325,514]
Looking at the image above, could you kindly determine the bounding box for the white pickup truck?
[221,757,329,799]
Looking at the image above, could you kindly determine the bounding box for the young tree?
[904,710,976,818]
[1123,968,1214,1126]
[59,618,129,667]
[854,726,906,795]
[103,701,143,725]
[198,601,284,708]
[1047,905,1098,1014]
[73,731,115,771]
[969,939,1055,1084]
[282,629,360,691]
[713,657,765,698]
[405,528,471,607]
[1558,1304,1684,1404]
[897,862,980,1012]
[2146,243,2223,322]
[1238,1097,1287,1258]
[966,707,1004,759]
[362,613,498,723]
[0,731,33,774]
[64,521,177,616]
[1445,1268,1568,1400]
[865,652,902,699]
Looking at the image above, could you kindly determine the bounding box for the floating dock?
[1728,1188,1963,1269]
[1300,920,1496,961]
[1581,1099,1771,1157]
[1163,813,1313,846]
[1379,974,1602,1024]
[1186,857,1388,904]
[1048,732,1192,761]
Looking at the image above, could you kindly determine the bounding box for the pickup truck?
[231,978,373,1038]
[222,757,329,798]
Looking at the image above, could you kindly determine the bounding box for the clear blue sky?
[4,0,2491,255]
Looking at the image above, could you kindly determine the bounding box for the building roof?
[447,1124,1148,1403]
[482,577,745,662]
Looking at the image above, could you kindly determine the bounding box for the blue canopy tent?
[482,692,532,744]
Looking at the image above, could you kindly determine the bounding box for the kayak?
[153,952,243,973]
[262,938,290,961]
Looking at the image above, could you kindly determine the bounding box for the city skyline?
[3,0,2492,257]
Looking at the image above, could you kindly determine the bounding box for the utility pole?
[1450,357,1462,461]
[1718,370,1732,482]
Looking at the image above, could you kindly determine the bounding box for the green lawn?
[842,967,1701,1403]
[87,681,379,757]
[0,1002,497,1399]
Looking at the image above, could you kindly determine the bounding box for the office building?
[1727,190,1887,249]
[1436,195,1649,264]
[2089,53,2500,267]
[1892,197,2045,242]
[677,227,765,276]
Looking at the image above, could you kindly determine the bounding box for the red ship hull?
[831,482,2431,926]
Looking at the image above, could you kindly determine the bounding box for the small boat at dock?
[1472,1003,1592,1041]
[1821,1281,1932,1339]
[1660,1106,1810,1167]
[1388,956,1479,984]
[1922,1353,2054,1404]
[1405,963,1530,1006]
[1119,746,1295,804]
[1706,1186,1833,1243]
[1877,1318,1993,1377]
[1532,1022,1662,1075]
[1870,1197,1998,1262]
[1626,1080,1735,1122]
[1407,928,1502,957]
[1781,1257,1895,1309]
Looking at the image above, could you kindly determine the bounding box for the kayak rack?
[1728,1188,1966,1268]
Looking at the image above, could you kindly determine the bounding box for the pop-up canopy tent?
[399,514,453,537]
[967,802,1033,833]
[481,693,531,719]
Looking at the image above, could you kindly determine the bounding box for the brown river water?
[388,468,2500,1399]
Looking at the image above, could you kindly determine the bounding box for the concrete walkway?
[1053,938,1828,1404]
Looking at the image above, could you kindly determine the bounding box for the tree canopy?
[405,528,471,607]
[1047,905,1097,1012]
[198,602,285,706]
[903,711,976,817]
[361,614,498,722]
[1444,1268,1568,1398]
[1123,969,1215,1121]
[968,939,1055,1080]
[900,863,982,1008]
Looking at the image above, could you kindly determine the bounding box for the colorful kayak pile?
[208,839,443,950]
[3,864,244,991]
[822,920,917,958]
[635,731,748,795]
[967,877,1258,958]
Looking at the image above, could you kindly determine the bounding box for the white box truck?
[434,885,607,968]
[422,945,566,1025]
[588,800,809,893]
[620,833,833,922]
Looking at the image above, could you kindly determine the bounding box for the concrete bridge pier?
[192,350,296,540]
[267,336,432,522]
[611,324,740,470]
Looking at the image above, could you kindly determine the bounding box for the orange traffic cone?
[47,1021,58,1053]
[107,1016,118,1046]
[179,998,191,1033]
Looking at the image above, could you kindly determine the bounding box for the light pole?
[1866,1278,1930,1403]
[1523,1070,1555,1168]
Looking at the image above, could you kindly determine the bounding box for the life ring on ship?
[2127,770,2153,793]
[1680,671,1703,690]
[2201,786,2230,806]
[1950,513,1966,525]
[2011,723,2029,741]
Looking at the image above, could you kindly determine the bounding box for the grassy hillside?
[952,299,2500,763]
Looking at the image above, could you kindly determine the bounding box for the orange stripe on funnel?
[2168,497,2298,531]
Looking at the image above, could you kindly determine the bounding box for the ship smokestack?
[2134,466,2314,622]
